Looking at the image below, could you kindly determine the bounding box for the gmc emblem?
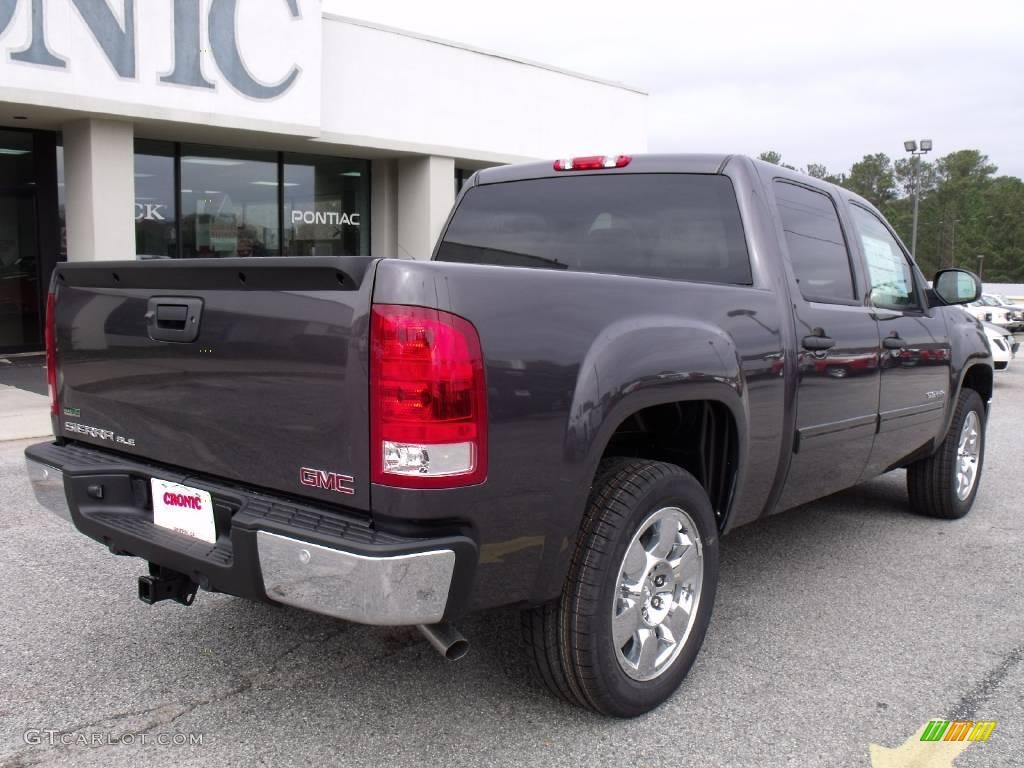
[299,467,355,496]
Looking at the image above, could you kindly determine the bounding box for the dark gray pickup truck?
[26,154,992,717]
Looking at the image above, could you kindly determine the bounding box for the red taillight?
[553,155,631,171]
[45,291,57,416]
[370,304,487,488]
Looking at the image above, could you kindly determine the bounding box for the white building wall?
[0,0,324,136]
[318,16,648,163]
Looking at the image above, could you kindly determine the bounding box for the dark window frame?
[173,143,183,259]
[773,178,860,306]
[277,151,285,258]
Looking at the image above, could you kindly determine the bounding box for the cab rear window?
[436,174,752,286]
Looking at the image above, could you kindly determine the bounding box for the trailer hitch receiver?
[138,563,199,606]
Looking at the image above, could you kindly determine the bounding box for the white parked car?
[967,298,1015,330]
[984,322,1018,371]
[987,294,1024,330]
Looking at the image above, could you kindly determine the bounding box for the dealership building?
[0,0,647,353]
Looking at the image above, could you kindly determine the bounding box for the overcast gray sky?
[323,0,1024,178]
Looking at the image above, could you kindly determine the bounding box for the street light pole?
[950,218,959,268]
[977,254,984,280]
[904,139,933,259]
[911,158,921,258]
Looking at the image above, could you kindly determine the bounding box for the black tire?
[522,458,719,717]
[907,388,986,519]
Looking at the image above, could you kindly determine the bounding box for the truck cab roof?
[474,153,735,185]
[472,152,881,218]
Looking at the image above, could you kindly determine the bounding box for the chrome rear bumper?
[26,458,71,523]
[256,531,455,626]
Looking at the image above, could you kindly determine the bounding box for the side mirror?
[932,269,982,306]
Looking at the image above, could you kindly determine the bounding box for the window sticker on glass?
[848,206,916,308]
[862,236,904,286]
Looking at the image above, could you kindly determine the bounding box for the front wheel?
[522,458,719,717]
[907,388,986,519]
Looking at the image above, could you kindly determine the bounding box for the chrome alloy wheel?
[612,506,703,682]
[955,411,981,501]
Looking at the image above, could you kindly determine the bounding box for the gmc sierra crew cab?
[26,154,993,717]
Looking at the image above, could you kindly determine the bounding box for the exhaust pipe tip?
[443,637,470,661]
[417,622,469,661]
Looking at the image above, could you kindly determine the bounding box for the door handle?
[802,335,835,351]
[882,336,907,350]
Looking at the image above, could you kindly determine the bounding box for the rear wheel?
[522,458,719,717]
[907,388,986,519]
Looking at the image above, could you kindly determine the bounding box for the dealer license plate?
[151,478,216,543]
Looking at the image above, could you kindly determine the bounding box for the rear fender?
[530,315,748,603]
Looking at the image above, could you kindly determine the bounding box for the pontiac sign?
[291,209,361,227]
[0,0,322,134]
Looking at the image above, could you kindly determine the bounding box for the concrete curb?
[0,385,52,442]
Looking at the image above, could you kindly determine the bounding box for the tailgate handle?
[146,297,203,343]
[156,304,188,328]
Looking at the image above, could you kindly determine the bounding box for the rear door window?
[436,174,752,285]
[774,181,856,303]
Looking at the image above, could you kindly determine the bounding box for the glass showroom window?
[180,145,279,258]
[283,154,370,256]
[0,130,40,351]
[134,140,177,259]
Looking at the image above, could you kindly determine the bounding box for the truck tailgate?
[52,257,377,511]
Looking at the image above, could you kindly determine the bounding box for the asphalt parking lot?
[1,369,1022,768]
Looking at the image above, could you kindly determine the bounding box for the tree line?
[758,149,1024,283]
